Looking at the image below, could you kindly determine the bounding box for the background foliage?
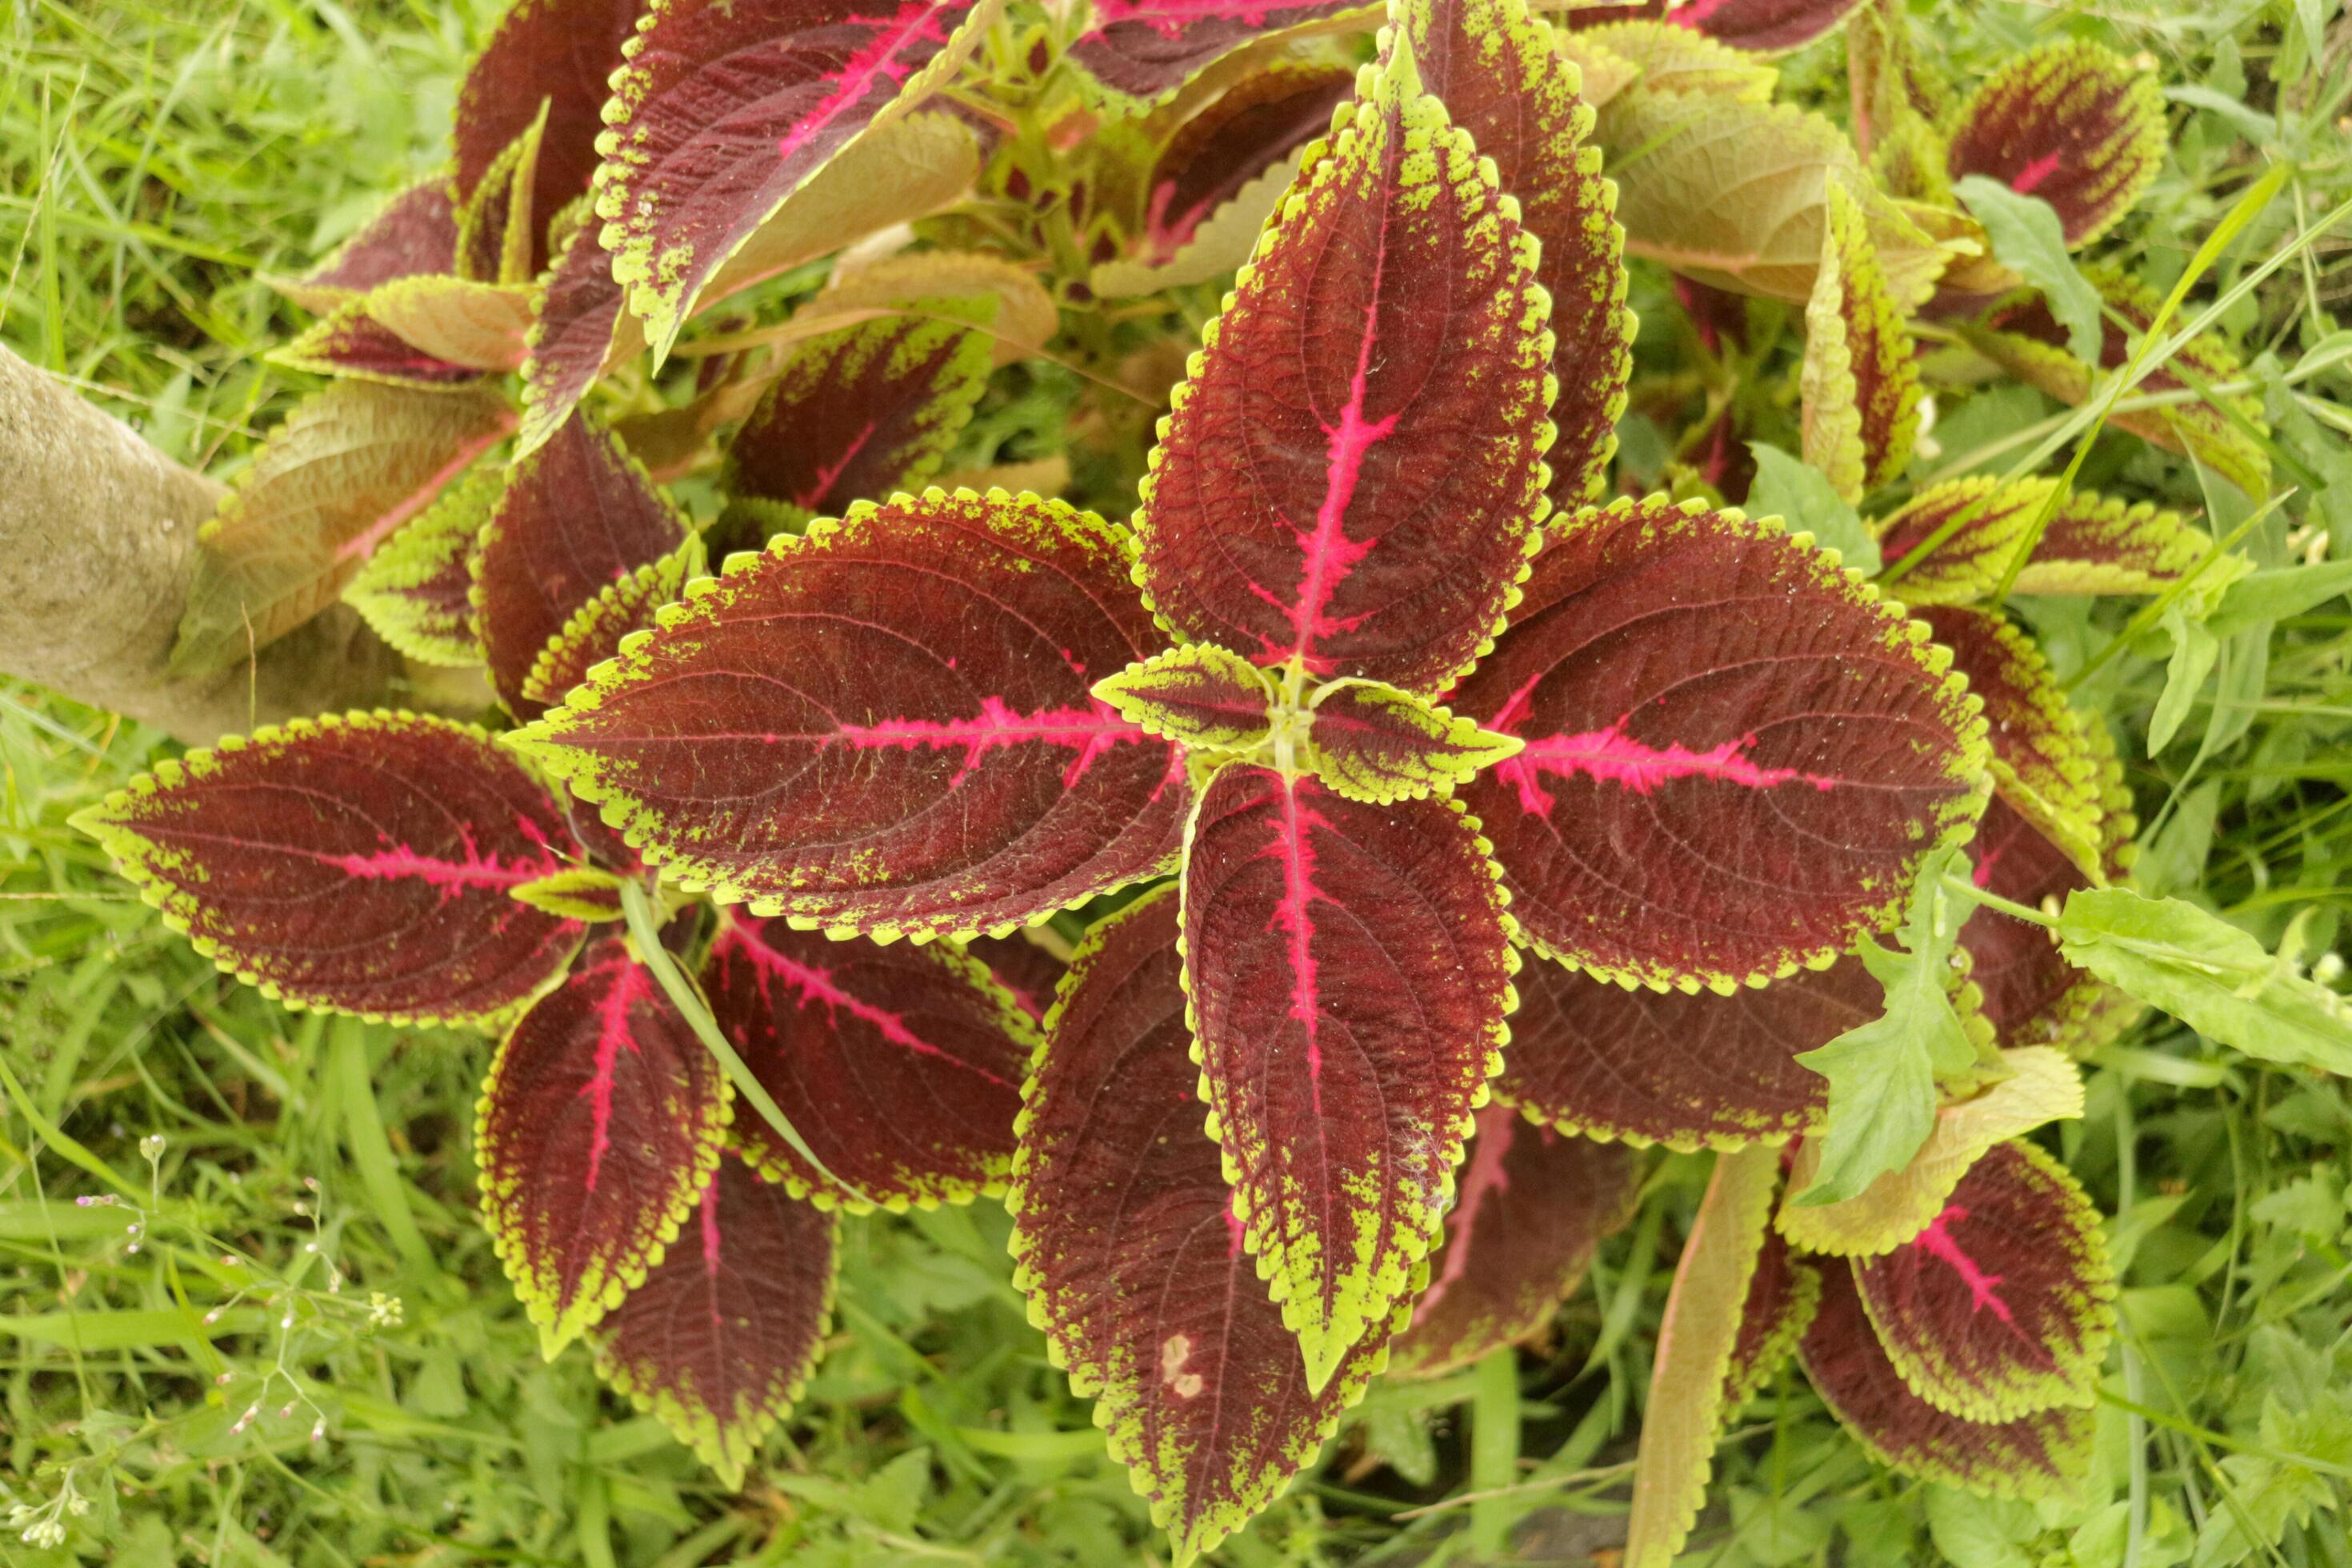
[4,0,2352,1563]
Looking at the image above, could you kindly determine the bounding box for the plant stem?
[618,882,870,1206]
[1942,871,2058,929]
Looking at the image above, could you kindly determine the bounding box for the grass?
[4,0,2352,1564]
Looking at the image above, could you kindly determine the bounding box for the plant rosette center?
[1093,644,1521,804]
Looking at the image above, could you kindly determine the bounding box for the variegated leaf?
[514,490,1189,941]
[479,934,730,1355]
[1302,681,1520,804]
[594,0,998,359]
[1919,605,2105,878]
[702,913,1033,1210]
[1388,1104,1638,1379]
[474,410,694,717]
[1962,785,2143,1056]
[1669,0,1864,53]
[1008,887,1408,1564]
[1724,1226,1818,1408]
[1133,42,1554,695]
[1801,1256,2095,1499]
[962,930,1067,1023]
[1092,643,1278,753]
[724,314,993,521]
[1853,1138,2114,1423]
[172,383,516,676]
[1179,761,1516,1390]
[1800,180,1920,500]
[1454,496,1988,990]
[593,1154,837,1489]
[455,0,647,275]
[267,178,458,314]
[522,535,708,709]
[1400,0,1634,510]
[1946,38,2164,250]
[344,464,502,667]
[71,714,585,1025]
[1779,1046,2084,1255]
[455,106,550,287]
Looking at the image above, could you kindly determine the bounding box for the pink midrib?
[1274,269,1398,669]
[2010,152,2062,195]
[333,814,562,898]
[1486,673,1842,814]
[1266,778,1328,1110]
[1913,1203,2014,1323]
[1414,1106,1514,1324]
[774,3,948,173]
[728,922,1014,1089]
[579,957,652,1196]
[794,419,880,510]
[698,1179,726,1329]
[832,696,1146,787]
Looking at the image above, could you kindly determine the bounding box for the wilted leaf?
[1181,761,1515,1390]
[71,714,585,1025]
[173,382,515,675]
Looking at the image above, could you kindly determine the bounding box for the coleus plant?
[69,0,2352,1559]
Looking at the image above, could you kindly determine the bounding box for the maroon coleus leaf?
[1946,38,2165,250]
[1497,948,1882,1149]
[593,1153,837,1488]
[702,913,1033,1209]
[1454,496,1988,990]
[515,490,1189,941]
[270,178,458,314]
[1138,62,1352,262]
[1399,0,1634,512]
[1878,478,2215,604]
[518,214,634,462]
[594,0,994,359]
[1068,0,1374,103]
[1008,887,1408,1563]
[479,934,730,1354]
[961,931,1066,1023]
[1724,1225,1818,1407]
[1668,0,1863,52]
[1800,1251,2094,1498]
[454,0,646,276]
[1133,44,1554,695]
[1852,1138,2114,1423]
[474,410,694,718]
[522,537,708,710]
[1918,605,2104,879]
[1181,761,1516,1389]
[456,106,551,286]
[1388,1103,1638,1378]
[72,714,586,1026]
[724,314,993,520]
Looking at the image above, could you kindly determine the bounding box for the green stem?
[1942,872,2057,930]
[618,882,870,1207]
